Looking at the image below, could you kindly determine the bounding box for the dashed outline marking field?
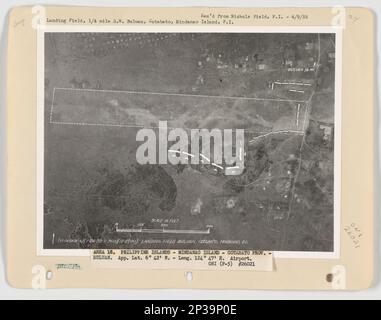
[49,87,308,133]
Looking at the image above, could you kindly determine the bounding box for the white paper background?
[0,0,380,300]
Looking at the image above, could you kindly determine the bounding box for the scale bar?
[116,228,211,235]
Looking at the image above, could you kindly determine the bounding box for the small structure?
[305,42,314,50]
[320,124,333,142]
[257,63,267,70]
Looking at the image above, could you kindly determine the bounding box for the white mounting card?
[6,6,374,290]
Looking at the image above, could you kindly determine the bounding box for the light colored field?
[50,87,307,134]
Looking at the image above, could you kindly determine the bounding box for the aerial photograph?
[43,32,336,252]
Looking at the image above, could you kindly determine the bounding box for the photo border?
[37,25,342,259]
